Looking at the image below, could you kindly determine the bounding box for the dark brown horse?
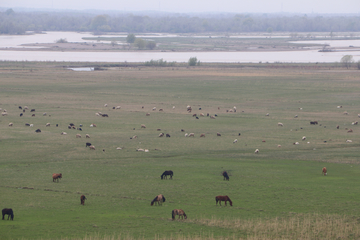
[222,171,229,181]
[2,208,14,220]
[161,170,173,180]
[216,195,233,206]
[80,195,87,205]
[172,209,187,220]
[52,173,62,182]
[151,194,166,206]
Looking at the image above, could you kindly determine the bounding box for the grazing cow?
[348,129,353,133]
[77,127,82,131]
[76,134,81,138]
[46,123,50,127]
[30,109,35,112]
[200,133,205,137]
[215,195,233,206]
[196,116,199,119]
[151,194,166,206]
[25,123,30,126]
[217,132,221,136]
[322,167,327,176]
[159,133,164,137]
[132,135,137,139]
[166,134,171,138]
[222,171,229,181]
[358,113,360,118]
[112,107,115,109]
[352,121,358,125]
[159,109,163,112]
[233,139,237,143]
[31,114,35,117]
[102,114,109,117]
[157,129,161,131]
[2,208,14,220]
[146,113,150,116]
[61,132,67,135]
[255,149,259,153]
[337,125,340,129]
[207,113,209,117]
[278,122,283,127]
[20,113,23,117]
[35,129,41,133]
[19,106,22,109]
[86,134,90,138]
[188,133,195,137]
[310,121,318,125]
[23,109,25,112]
[80,195,87,205]
[181,129,185,132]
[172,209,187,220]
[193,113,197,117]
[89,145,95,150]
[43,112,47,116]
[86,142,92,147]
[8,122,13,127]
[52,173,62,182]
[141,124,146,128]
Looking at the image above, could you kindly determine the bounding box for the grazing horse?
[322,167,327,176]
[151,194,166,206]
[161,170,173,180]
[80,195,87,205]
[172,209,187,220]
[222,171,229,181]
[2,208,14,220]
[216,195,233,206]
[52,173,62,182]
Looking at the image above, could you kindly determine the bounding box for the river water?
[0,32,359,63]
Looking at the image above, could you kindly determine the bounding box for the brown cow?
[52,173,62,182]
[322,167,327,176]
[80,195,87,205]
[200,133,205,137]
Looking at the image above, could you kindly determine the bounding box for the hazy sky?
[2,0,360,13]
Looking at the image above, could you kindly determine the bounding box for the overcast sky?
[2,0,360,14]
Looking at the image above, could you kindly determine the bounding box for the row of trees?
[1,9,360,34]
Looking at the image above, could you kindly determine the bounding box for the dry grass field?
[1,62,360,239]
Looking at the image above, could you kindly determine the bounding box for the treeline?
[1,8,360,34]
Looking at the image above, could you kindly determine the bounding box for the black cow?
[310,121,318,125]
[102,114,109,117]
[30,109,35,112]
[86,142,92,147]
[222,171,230,181]
[166,134,171,137]
[35,129,41,133]
[20,113,23,117]
[18,106,22,109]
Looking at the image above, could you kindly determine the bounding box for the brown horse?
[222,171,229,181]
[322,167,327,176]
[151,194,166,206]
[52,173,62,182]
[80,195,87,205]
[215,195,233,206]
[172,209,187,220]
[2,208,14,220]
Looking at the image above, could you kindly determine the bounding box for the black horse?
[2,208,14,220]
[161,170,173,180]
[222,171,229,181]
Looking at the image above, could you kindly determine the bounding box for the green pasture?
[1,63,360,239]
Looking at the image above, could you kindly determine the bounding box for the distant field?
[1,62,360,240]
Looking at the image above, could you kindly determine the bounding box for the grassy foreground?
[1,62,360,239]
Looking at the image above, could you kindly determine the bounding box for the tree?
[188,57,200,66]
[341,55,354,69]
[134,38,146,49]
[146,41,156,50]
[126,33,136,43]
[91,15,108,31]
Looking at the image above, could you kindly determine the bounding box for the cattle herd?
[2,103,344,223]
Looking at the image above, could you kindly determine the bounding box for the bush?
[188,57,200,66]
[126,33,136,43]
[55,38,68,43]
[146,41,156,50]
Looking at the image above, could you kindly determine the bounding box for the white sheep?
[302,136,306,141]
[8,122,13,127]
[255,149,259,153]
[233,139,238,143]
[278,122,283,127]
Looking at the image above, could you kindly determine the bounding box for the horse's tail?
[162,196,166,203]
[172,210,175,220]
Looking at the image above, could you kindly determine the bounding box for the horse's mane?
[226,196,233,205]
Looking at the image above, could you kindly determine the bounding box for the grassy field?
[1,62,360,239]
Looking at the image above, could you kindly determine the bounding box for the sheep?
[31,114,35,117]
[141,124,146,128]
[193,113,197,117]
[210,115,216,119]
[89,145,95,150]
[146,113,150,116]
[233,106,237,110]
[173,106,175,109]
[302,136,306,141]
[24,106,29,110]
[255,149,259,153]
[30,109,35,112]
[294,142,299,145]
[200,133,205,137]
[142,106,144,109]
[144,149,149,152]
[265,113,269,116]
[217,132,221,136]
[337,106,342,108]
[132,135,137,139]
[277,145,282,148]
[90,124,96,127]
[116,106,121,109]
[344,111,349,115]
[3,109,6,112]
[278,122,283,127]
[346,139,353,143]
[294,115,298,118]
[95,113,100,116]
[233,139,238,143]
[348,129,353,133]
[136,148,144,152]
[46,123,50,127]
[30,124,33,127]
[152,107,156,111]
[358,114,360,118]
[116,147,122,150]
[8,122,13,127]
[86,134,90,138]
[86,142,92,147]
[76,134,81,138]
[25,123,30,126]
[20,113,23,117]
[61,132,67,135]
[159,133,164,137]
[185,133,188,137]
[352,121,358,125]
[200,113,204,117]
[337,125,340,129]
[159,109,163,112]
[2,112,8,116]
[188,133,195,137]
[157,129,161,131]
[104,104,108,107]
[43,112,47,116]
